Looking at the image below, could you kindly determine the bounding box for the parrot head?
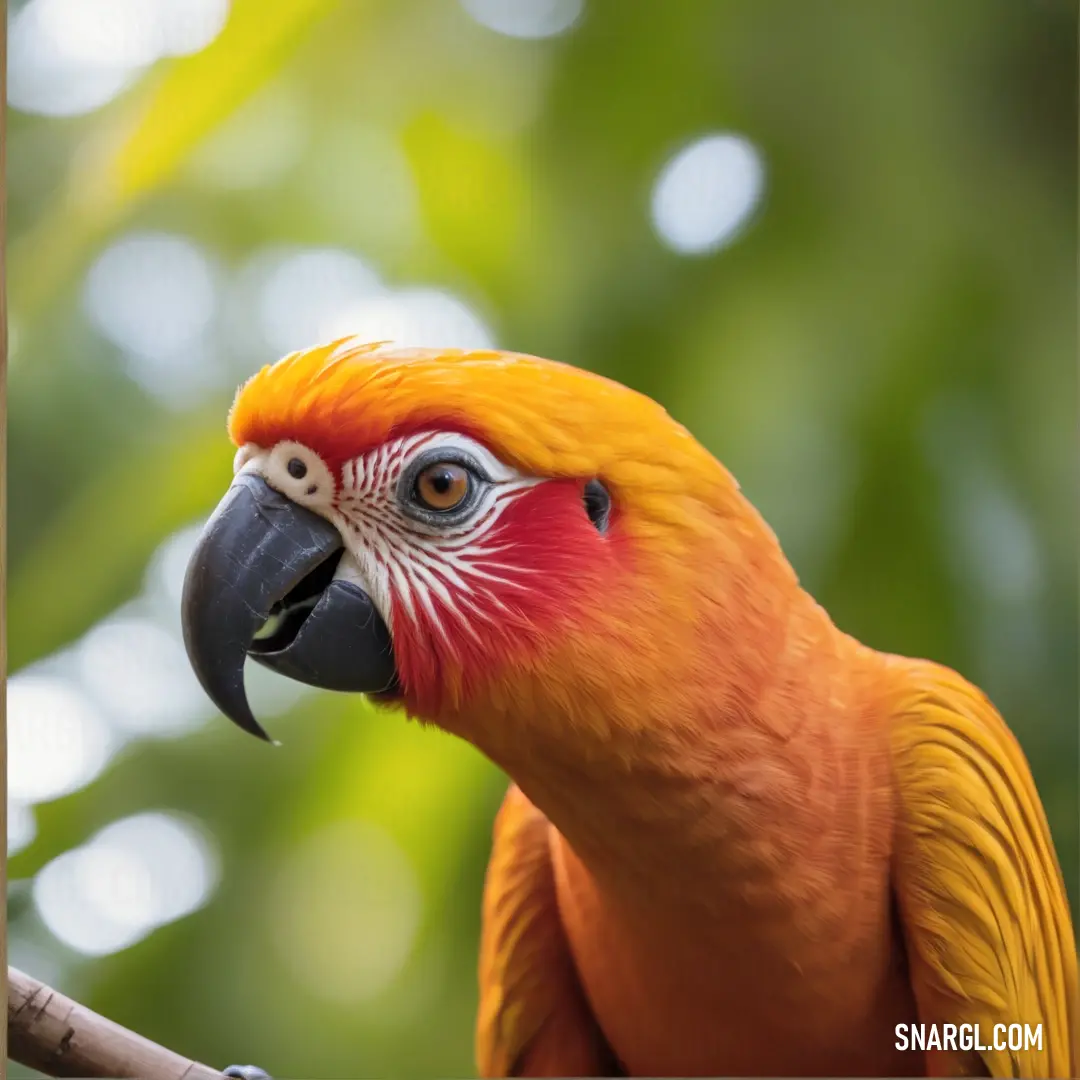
[182,339,787,749]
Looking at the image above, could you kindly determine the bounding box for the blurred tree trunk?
[1,5,9,1069]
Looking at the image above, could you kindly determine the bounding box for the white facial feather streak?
[235,431,543,644]
[329,432,541,639]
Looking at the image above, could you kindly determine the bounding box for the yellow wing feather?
[476,784,619,1077]
[888,659,1078,1078]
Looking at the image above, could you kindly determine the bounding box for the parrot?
[181,337,1078,1079]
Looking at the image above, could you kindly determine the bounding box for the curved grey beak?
[181,473,397,741]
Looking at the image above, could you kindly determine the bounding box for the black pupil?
[288,458,307,479]
[430,468,455,495]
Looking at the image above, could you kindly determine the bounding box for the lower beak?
[181,473,397,741]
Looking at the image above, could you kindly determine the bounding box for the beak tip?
[229,705,276,744]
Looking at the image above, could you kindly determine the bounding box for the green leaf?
[11,0,346,323]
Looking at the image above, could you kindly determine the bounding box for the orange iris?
[415,462,471,511]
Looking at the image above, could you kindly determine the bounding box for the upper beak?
[181,473,397,741]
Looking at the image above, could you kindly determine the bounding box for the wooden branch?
[8,967,225,1079]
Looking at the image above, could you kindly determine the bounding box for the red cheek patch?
[389,478,616,716]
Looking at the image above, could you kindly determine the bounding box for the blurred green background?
[6,0,1077,1076]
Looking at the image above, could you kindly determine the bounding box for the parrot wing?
[888,658,1078,1078]
[476,784,619,1077]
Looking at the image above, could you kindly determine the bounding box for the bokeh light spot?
[9,800,38,856]
[651,133,765,255]
[8,673,115,803]
[75,615,213,737]
[145,522,207,616]
[153,0,230,57]
[84,233,217,357]
[461,0,583,39]
[33,812,220,956]
[83,232,226,405]
[244,661,312,720]
[330,288,495,352]
[8,0,230,117]
[254,248,384,356]
[236,248,495,359]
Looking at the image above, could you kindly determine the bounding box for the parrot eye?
[583,479,611,533]
[398,447,488,524]
[414,462,472,512]
[287,458,308,480]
